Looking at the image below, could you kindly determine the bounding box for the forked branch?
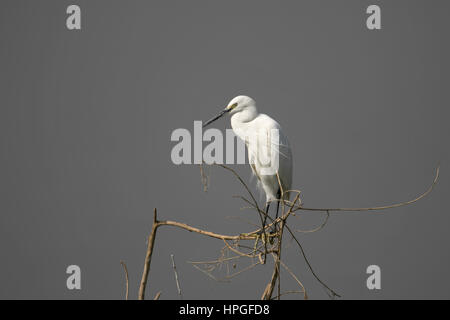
[135,164,439,300]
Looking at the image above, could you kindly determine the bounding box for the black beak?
[202,108,230,128]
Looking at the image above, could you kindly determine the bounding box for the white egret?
[203,95,293,229]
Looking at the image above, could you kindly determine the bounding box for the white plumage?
[203,95,293,219]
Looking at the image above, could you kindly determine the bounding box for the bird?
[203,95,293,230]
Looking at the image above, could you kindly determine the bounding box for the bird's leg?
[271,189,282,234]
[275,198,280,221]
[264,202,271,228]
[269,202,280,234]
[258,202,271,238]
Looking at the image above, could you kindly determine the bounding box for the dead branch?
[156,219,265,241]
[138,208,159,300]
[284,223,341,298]
[137,207,273,299]
[271,290,305,300]
[134,163,439,300]
[170,254,182,299]
[279,260,307,300]
[261,259,279,300]
[120,261,129,300]
[294,165,440,213]
[199,163,210,192]
[294,210,330,233]
[261,193,299,300]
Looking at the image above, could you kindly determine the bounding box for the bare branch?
[199,163,210,192]
[170,254,183,299]
[192,264,230,283]
[135,163,439,300]
[279,260,307,300]
[261,259,279,300]
[120,261,129,300]
[138,208,159,300]
[284,223,341,298]
[294,210,330,233]
[157,219,261,241]
[296,164,440,213]
[216,164,265,228]
[138,208,274,299]
[271,290,305,300]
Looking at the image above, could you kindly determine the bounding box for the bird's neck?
[231,106,258,124]
[230,106,259,140]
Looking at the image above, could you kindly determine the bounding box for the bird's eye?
[227,103,238,110]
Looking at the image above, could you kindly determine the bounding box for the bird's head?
[203,95,257,128]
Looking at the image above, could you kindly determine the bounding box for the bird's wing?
[251,114,293,196]
[253,114,291,159]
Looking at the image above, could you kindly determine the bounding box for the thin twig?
[170,254,183,299]
[192,264,230,283]
[279,260,307,300]
[188,255,242,265]
[294,210,330,233]
[120,261,129,300]
[223,261,262,280]
[199,163,210,192]
[284,223,341,298]
[271,290,305,300]
[295,165,440,213]
[216,164,265,229]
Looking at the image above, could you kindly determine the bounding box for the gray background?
[0,0,448,300]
